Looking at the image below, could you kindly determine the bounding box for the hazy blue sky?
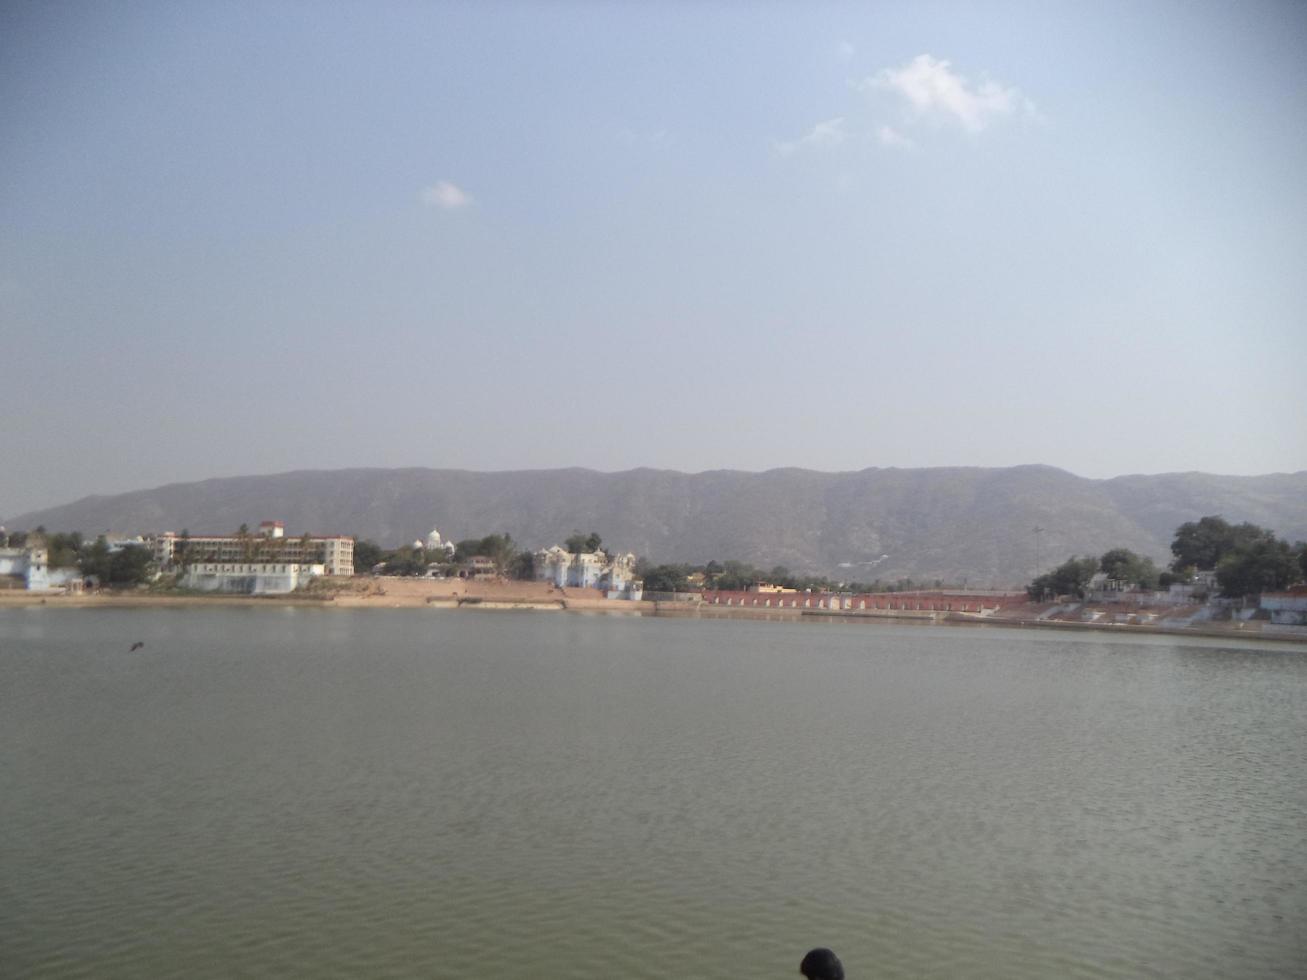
[3,1,1305,517]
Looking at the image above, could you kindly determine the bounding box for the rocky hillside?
[7,466,1306,587]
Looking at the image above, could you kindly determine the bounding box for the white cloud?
[775,117,847,156]
[864,54,1034,132]
[420,180,472,210]
[876,124,916,150]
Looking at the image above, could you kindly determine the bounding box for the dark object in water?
[130,641,145,651]
[800,948,844,980]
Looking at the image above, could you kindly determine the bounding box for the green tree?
[78,540,153,586]
[47,531,83,568]
[642,564,690,593]
[1171,516,1230,570]
[1215,538,1300,597]
[1099,548,1161,590]
[353,539,384,572]
[482,533,517,571]
[1158,568,1193,589]
[1099,547,1136,580]
[714,560,764,591]
[509,550,535,580]
[1170,516,1274,571]
[565,531,603,554]
[381,545,426,576]
[79,537,112,581]
[107,545,154,586]
[1027,556,1099,600]
[453,533,517,572]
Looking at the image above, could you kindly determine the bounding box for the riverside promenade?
[3,579,1303,644]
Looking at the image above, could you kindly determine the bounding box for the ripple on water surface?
[1,609,1304,978]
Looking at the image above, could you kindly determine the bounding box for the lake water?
[2,608,1304,978]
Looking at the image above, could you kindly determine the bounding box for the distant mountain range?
[7,466,1307,587]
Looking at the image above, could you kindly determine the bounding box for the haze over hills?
[6,466,1307,587]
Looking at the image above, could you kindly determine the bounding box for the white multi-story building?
[154,521,354,576]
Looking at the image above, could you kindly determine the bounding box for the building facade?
[0,544,50,590]
[179,561,326,595]
[459,555,498,580]
[154,521,354,576]
[533,546,643,599]
[1261,593,1307,625]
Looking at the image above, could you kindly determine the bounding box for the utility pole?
[1033,525,1045,577]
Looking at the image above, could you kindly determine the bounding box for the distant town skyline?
[3,1,1305,518]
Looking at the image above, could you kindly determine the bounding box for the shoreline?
[654,602,1307,645]
[3,590,1304,646]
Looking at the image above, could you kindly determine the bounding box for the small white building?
[459,555,498,580]
[425,527,455,555]
[533,545,643,599]
[0,544,50,590]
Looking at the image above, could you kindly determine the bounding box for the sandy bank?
[2,583,1302,646]
[0,577,644,614]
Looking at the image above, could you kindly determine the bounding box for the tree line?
[354,530,610,579]
[1028,516,1307,601]
[7,525,617,586]
[0,528,154,586]
[637,558,947,596]
[15,515,1300,599]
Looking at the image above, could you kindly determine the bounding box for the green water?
[2,608,1304,978]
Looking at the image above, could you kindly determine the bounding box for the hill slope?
[7,466,1306,587]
